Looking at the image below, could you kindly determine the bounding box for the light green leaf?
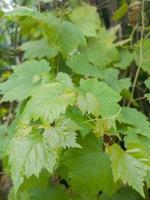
[63,135,119,195]
[69,4,100,37]
[9,134,58,192]
[43,118,80,149]
[20,39,58,60]
[22,82,76,123]
[77,79,121,118]
[124,134,150,167]
[7,7,86,57]
[108,144,147,196]
[45,19,86,56]
[55,72,74,87]
[84,36,119,68]
[114,49,134,69]
[0,60,50,101]
[100,68,131,93]
[118,107,150,138]
[67,52,102,78]
[66,107,92,137]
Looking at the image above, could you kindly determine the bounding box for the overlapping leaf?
[9,134,58,192]
[69,4,100,37]
[63,135,119,195]
[22,80,76,123]
[7,7,86,57]
[43,118,80,149]
[77,79,121,118]
[114,49,134,69]
[45,20,86,56]
[118,107,150,137]
[20,38,58,60]
[67,33,119,76]
[0,60,50,101]
[100,187,141,200]
[108,144,147,196]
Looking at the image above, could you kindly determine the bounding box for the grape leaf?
[69,3,100,37]
[113,49,134,69]
[67,52,102,78]
[63,135,119,195]
[108,144,147,196]
[100,68,131,93]
[44,18,86,56]
[0,60,50,101]
[100,187,141,200]
[77,79,121,118]
[124,134,150,167]
[9,134,58,192]
[67,32,119,77]
[8,184,68,200]
[7,7,86,57]
[30,184,68,200]
[20,38,58,60]
[66,107,92,137]
[84,36,119,68]
[43,118,80,149]
[118,107,150,138]
[22,82,76,123]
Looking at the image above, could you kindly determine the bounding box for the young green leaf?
[108,144,147,196]
[9,134,58,192]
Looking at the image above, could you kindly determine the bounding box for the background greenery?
[1,0,150,199]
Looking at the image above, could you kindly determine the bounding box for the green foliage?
[135,39,150,74]
[77,79,121,117]
[20,39,58,60]
[9,134,58,192]
[1,1,150,200]
[69,4,100,37]
[108,144,147,196]
[0,60,50,101]
[63,135,120,195]
[22,78,76,123]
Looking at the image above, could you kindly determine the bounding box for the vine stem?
[128,0,145,106]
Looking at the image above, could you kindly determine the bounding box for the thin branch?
[128,0,145,106]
